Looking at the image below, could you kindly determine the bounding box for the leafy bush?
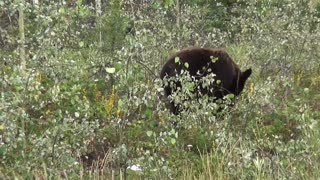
[1,0,320,179]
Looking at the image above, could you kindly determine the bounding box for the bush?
[1,0,320,179]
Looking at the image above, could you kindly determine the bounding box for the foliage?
[1,0,320,179]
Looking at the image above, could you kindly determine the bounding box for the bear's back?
[160,48,239,90]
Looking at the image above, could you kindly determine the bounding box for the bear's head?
[233,68,252,96]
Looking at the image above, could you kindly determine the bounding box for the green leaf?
[185,82,195,91]
[15,85,23,91]
[224,94,235,100]
[164,0,174,8]
[114,63,123,70]
[184,62,189,69]
[146,131,153,137]
[59,7,65,13]
[79,41,84,47]
[0,124,4,130]
[175,57,180,64]
[144,109,152,118]
[118,99,123,108]
[210,56,218,63]
[105,67,116,74]
[170,138,176,145]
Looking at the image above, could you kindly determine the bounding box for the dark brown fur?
[160,48,252,114]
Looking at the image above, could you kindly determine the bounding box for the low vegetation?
[1,0,319,179]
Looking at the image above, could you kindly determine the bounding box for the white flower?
[127,164,142,171]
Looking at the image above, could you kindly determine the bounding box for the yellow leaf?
[250,83,254,93]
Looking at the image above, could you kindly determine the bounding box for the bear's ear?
[236,68,252,95]
[241,68,252,81]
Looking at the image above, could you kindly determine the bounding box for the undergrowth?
[0,0,319,179]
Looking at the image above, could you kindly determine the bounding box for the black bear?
[160,48,252,114]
